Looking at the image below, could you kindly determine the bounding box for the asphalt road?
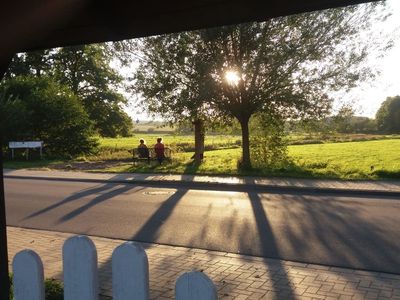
[5,177,400,274]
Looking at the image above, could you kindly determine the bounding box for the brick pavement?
[7,226,400,300]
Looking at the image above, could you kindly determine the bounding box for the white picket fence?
[12,235,217,300]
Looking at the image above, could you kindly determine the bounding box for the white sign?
[9,141,43,149]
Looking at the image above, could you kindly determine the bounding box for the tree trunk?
[239,117,252,169]
[193,119,205,164]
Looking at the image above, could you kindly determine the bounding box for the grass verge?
[3,139,400,180]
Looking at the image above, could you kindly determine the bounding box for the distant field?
[100,133,400,149]
[99,134,241,152]
[132,121,175,133]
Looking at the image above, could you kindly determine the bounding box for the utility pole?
[0,57,12,300]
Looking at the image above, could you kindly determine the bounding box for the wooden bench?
[130,147,172,164]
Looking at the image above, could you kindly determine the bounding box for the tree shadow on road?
[247,192,296,299]
[21,174,164,222]
[131,189,188,242]
[55,184,144,224]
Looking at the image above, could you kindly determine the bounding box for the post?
[12,250,45,300]
[63,236,99,300]
[0,56,12,300]
[175,271,217,300]
[112,242,149,300]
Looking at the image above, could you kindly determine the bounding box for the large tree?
[376,96,400,133]
[53,45,133,137]
[5,50,53,78]
[5,45,133,137]
[132,3,389,168]
[133,35,219,163]
[0,76,97,157]
[199,3,389,167]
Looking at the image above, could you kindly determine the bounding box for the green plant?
[44,278,64,300]
[9,273,64,300]
[250,115,289,169]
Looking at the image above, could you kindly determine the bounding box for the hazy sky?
[123,0,400,121]
[340,0,400,117]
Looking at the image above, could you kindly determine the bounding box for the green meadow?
[94,138,400,180]
[4,135,400,180]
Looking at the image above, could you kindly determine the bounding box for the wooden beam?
[0,57,12,300]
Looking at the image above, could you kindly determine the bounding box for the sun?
[225,70,240,86]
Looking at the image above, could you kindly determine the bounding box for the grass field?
[4,135,400,180]
[97,139,400,179]
[288,139,400,179]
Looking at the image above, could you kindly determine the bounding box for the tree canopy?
[132,3,389,168]
[132,34,223,162]
[376,96,400,133]
[0,76,97,157]
[5,45,133,138]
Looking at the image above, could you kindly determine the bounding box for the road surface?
[5,177,400,274]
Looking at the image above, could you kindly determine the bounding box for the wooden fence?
[12,235,217,300]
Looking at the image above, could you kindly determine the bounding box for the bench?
[130,147,172,164]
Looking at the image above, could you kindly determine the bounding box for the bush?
[0,76,98,157]
[250,115,289,169]
[44,278,64,300]
[9,274,64,300]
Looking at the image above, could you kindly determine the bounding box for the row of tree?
[296,96,400,135]
[128,2,390,168]
[1,45,133,156]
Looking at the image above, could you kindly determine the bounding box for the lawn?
[93,139,400,180]
[4,137,400,180]
[288,139,400,179]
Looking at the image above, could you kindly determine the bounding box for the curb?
[5,174,400,198]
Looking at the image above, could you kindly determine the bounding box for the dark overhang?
[0,0,380,60]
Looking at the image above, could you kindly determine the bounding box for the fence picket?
[112,241,149,300]
[12,250,44,300]
[175,271,217,300]
[63,235,98,300]
[12,235,218,300]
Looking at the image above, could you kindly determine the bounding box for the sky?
[338,0,400,117]
[121,0,400,121]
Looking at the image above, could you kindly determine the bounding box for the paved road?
[5,177,400,274]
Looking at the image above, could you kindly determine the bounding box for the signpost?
[9,141,43,160]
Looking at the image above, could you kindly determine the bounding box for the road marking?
[143,190,176,195]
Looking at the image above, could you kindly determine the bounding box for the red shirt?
[154,142,165,157]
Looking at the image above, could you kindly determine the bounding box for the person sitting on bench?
[138,139,150,162]
[154,137,165,164]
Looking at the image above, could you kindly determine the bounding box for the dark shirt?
[138,144,149,158]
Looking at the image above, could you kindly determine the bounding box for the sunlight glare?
[225,70,240,86]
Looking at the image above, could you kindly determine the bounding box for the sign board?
[9,141,43,149]
[8,141,43,160]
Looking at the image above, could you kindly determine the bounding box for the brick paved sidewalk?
[7,227,400,300]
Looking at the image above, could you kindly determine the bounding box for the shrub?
[0,76,98,158]
[9,274,64,300]
[44,278,64,300]
[250,115,289,169]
